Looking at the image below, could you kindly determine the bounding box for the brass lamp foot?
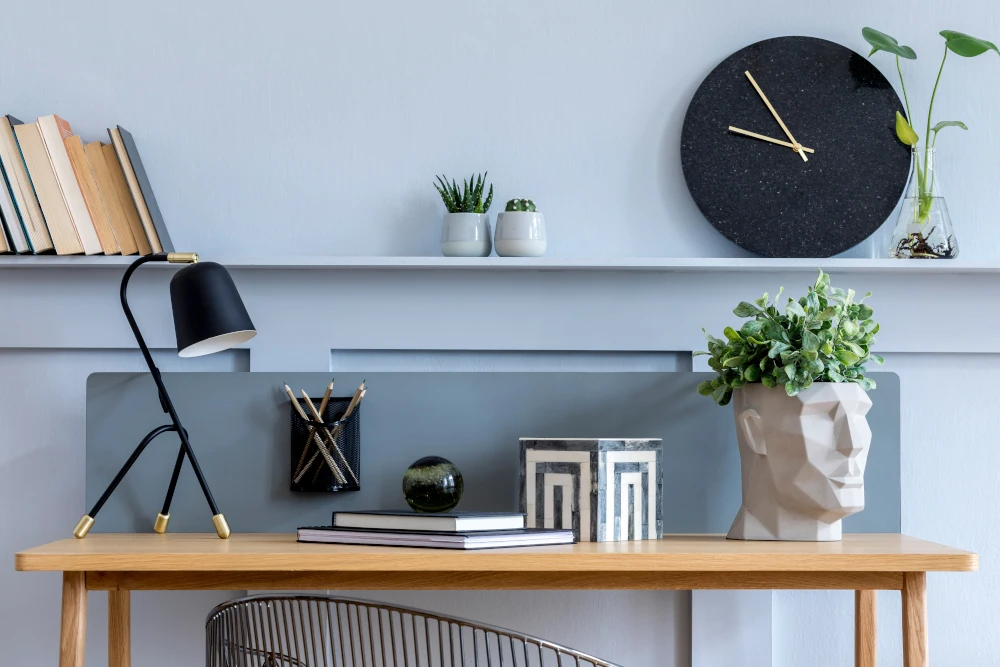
[73,515,95,539]
[153,513,170,534]
[212,513,231,539]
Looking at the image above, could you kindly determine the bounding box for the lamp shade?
[170,261,256,358]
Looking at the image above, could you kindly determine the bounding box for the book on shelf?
[331,510,526,532]
[298,526,574,550]
[101,142,151,255]
[13,122,83,255]
[109,126,173,253]
[0,116,52,253]
[83,142,138,255]
[37,115,102,255]
[0,162,28,253]
[64,135,119,255]
[0,211,9,252]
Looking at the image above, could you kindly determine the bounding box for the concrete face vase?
[727,382,872,541]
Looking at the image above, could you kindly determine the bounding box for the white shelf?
[1,254,999,273]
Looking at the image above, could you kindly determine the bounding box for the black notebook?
[298,526,573,550]
[331,510,525,532]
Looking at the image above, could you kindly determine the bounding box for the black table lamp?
[73,253,256,539]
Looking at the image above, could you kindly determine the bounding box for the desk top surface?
[15,534,977,573]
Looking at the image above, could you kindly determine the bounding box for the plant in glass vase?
[863,27,999,258]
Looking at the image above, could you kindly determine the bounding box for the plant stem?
[922,46,949,200]
[896,55,913,124]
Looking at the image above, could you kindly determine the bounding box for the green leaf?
[896,111,919,146]
[483,184,494,213]
[722,355,745,368]
[733,302,760,317]
[931,121,968,137]
[697,380,715,396]
[835,349,861,366]
[754,293,769,308]
[815,306,837,321]
[841,320,860,337]
[723,326,742,343]
[784,364,797,380]
[870,354,885,365]
[743,366,761,382]
[856,304,874,320]
[785,300,806,318]
[941,31,1000,57]
[801,330,821,351]
[844,341,866,358]
[761,374,777,389]
[862,27,917,59]
[711,385,730,406]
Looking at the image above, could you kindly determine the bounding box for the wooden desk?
[16,533,976,667]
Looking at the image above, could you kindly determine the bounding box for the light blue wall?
[2,2,998,666]
[1,0,998,258]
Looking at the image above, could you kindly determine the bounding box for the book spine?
[0,160,30,253]
[37,115,102,255]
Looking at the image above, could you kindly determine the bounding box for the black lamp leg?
[153,445,187,534]
[155,429,228,538]
[176,432,229,537]
[73,424,176,538]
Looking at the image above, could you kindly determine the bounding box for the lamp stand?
[73,253,230,539]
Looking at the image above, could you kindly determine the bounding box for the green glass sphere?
[402,456,464,513]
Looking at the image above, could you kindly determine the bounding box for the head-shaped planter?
[728,382,872,541]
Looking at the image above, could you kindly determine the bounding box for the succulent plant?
[695,269,883,406]
[505,198,536,212]
[434,173,494,214]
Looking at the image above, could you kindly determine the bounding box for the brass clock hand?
[744,71,809,162]
[728,126,815,153]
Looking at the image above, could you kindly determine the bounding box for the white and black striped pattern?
[520,439,662,542]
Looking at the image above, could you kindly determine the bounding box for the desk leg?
[902,572,928,667]
[59,572,86,667]
[109,590,131,667]
[855,590,876,667]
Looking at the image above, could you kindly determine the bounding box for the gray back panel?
[86,372,900,534]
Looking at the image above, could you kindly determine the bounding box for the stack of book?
[0,115,172,256]
[298,510,575,550]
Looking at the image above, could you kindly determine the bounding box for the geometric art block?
[520,438,663,542]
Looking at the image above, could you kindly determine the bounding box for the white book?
[0,115,52,253]
[37,115,102,255]
[332,510,526,533]
[298,527,573,550]
[0,167,29,252]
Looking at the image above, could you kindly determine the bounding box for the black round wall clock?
[681,36,910,257]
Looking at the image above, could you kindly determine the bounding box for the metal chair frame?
[206,594,621,667]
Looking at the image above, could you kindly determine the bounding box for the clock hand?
[728,126,815,153]
[743,71,808,162]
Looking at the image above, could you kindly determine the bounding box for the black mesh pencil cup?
[290,397,361,492]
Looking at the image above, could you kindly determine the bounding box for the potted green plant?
[495,198,547,257]
[434,173,494,257]
[697,270,883,541]
[862,27,998,258]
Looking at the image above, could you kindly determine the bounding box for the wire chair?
[206,594,621,667]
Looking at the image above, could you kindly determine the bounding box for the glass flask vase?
[889,148,958,258]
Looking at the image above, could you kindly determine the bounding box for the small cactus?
[505,198,537,212]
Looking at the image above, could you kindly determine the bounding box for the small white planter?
[441,213,492,257]
[728,382,872,541]
[494,211,547,257]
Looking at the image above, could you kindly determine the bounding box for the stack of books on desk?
[297,510,575,550]
[0,114,172,256]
